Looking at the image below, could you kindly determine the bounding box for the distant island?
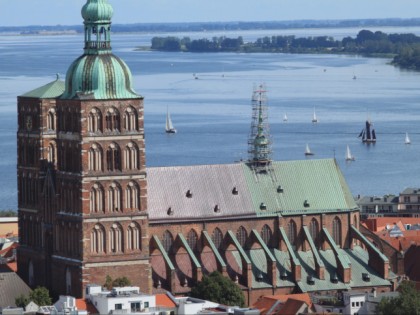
[148,30,420,71]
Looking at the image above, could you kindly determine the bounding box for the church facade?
[17,0,393,305]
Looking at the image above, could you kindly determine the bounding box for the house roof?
[147,159,357,222]
[278,298,307,315]
[252,293,312,315]
[363,217,420,233]
[75,299,99,314]
[0,265,32,309]
[155,293,177,308]
[20,77,65,99]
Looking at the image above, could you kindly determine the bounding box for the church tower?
[17,0,151,298]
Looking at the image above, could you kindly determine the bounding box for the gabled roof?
[76,299,99,314]
[20,78,65,99]
[147,159,357,222]
[0,265,31,308]
[155,293,177,308]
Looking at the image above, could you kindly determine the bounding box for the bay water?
[2,27,420,210]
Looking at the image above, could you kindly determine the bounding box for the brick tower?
[17,0,151,298]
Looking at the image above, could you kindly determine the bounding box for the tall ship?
[358,119,376,143]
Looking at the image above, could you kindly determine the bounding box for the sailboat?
[165,108,177,134]
[305,144,314,156]
[358,119,376,143]
[345,145,355,161]
[312,108,318,123]
[405,133,411,145]
[283,113,288,122]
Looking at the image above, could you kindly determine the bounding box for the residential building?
[355,195,398,218]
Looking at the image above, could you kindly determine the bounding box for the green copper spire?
[61,0,140,100]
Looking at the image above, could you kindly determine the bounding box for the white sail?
[283,113,288,122]
[405,133,411,144]
[305,144,314,155]
[345,145,355,161]
[165,108,176,133]
[312,107,318,123]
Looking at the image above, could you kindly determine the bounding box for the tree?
[104,275,113,290]
[112,276,131,287]
[190,271,245,307]
[15,294,30,308]
[28,286,52,306]
[376,281,420,315]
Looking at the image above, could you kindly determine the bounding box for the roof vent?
[186,190,193,198]
[307,275,315,285]
[260,203,267,210]
[331,273,338,283]
[257,272,264,282]
[232,187,238,195]
[214,205,220,213]
[167,207,174,216]
[304,200,310,208]
[277,185,284,193]
[280,270,288,280]
[362,273,370,282]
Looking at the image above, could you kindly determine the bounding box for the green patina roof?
[242,159,358,216]
[61,54,140,100]
[20,78,65,99]
[82,0,113,22]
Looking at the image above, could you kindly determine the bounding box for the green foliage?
[112,276,131,287]
[0,210,17,217]
[29,286,52,306]
[104,275,132,289]
[15,294,30,308]
[376,281,420,315]
[190,271,245,307]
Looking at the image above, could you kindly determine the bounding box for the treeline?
[150,30,420,70]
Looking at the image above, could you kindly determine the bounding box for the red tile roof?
[363,217,420,232]
[252,293,312,315]
[76,299,99,314]
[155,293,176,308]
[278,298,307,315]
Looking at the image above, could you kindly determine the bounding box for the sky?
[1,0,420,26]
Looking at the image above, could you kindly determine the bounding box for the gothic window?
[187,229,198,252]
[28,260,34,286]
[354,214,358,228]
[106,143,121,171]
[91,224,105,254]
[332,217,342,247]
[212,228,223,249]
[47,142,56,165]
[127,222,141,251]
[123,106,138,131]
[236,226,247,247]
[162,230,173,253]
[66,267,72,295]
[47,109,56,131]
[107,182,122,212]
[88,143,102,171]
[88,108,102,133]
[287,220,297,247]
[261,224,272,246]
[125,181,139,210]
[309,218,319,244]
[105,107,120,132]
[110,223,123,253]
[124,142,139,170]
[90,183,104,213]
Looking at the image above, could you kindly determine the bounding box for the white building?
[86,285,156,315]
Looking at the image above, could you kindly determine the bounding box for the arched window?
[110,223,123,253]
[90,184,104,213]
[105,107,120,131]
[309,218,319,244]
[125,181,139,210]
[88,143,102,171]
[123,106,138,131]
[91,224,105,253]
[332,217,342,247]
[88,108,102,133]
[66,267,72,294]
[107,182,121,212]
[106,143,121,171]
[212,228,223,249]
[127,222,141,251]
[287,220,297,247]
[162,230,173,253]
[124,142,139,170]
[354,214,358,228]
[187,229,198,252]
[261,224,272,246]
[236,226,247,247]
[47,142,56,165]
[47,109,56,131]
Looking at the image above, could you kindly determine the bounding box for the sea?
[2,26,420,210]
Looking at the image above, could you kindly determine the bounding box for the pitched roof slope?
[147,159,357,221]
[0,265,31,308]
[20,78,65,98]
